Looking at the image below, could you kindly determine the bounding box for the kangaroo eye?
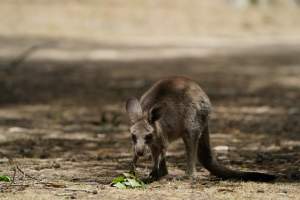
[131,134,137,143]
[145,134,153,143]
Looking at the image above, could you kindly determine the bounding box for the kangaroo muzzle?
[135,143,145,156]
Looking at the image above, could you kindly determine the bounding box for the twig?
[65,188,97,194]
[11,165,17,184]
[16,165,38,181]
[8,157,39,183]
[40,182,66,188]
[7,183,30,187]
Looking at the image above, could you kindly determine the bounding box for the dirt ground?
[1,1,300,199]
[0,37,299,200]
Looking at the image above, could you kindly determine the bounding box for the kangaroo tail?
[198,121,277,182]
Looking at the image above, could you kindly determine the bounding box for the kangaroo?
[125,76,277,182]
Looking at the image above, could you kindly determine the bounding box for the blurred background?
[1,0,300,104]
[0,0,299,197]
[1,0,300,40]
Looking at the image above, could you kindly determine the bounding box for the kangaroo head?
[126,97,163,156]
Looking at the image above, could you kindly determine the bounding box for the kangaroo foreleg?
[149,146,168,180]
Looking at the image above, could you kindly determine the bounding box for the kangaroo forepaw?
[149,169,160,181]
[148,168,168,182]
[159,167,168,177]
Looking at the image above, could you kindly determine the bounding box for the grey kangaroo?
[126,76,276,182]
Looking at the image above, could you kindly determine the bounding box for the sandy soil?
[0,1,300,199]
[0,37,300,199]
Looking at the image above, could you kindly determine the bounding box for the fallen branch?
[8,157,39,184]
[65,188,98,194]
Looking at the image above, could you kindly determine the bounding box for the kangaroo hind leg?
[183,127,201,177]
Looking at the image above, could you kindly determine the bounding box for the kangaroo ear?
[149,104,164,124]
[126,97,143,123]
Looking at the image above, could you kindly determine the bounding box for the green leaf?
[0,175,11,182]
[113,182,126,189]
[111,172,146,189]
[127,178,142,187]
[123,181,131,186]
[139,180,146,187]
[111,176,125,184]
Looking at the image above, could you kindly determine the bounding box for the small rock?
[218,188,234,192]
[288,108,299,115]
[39,153,49,159]
[99,185,105,190]
[52,162,61,169]
[8,127,27,133]
[214,145,229,153]
[278,193,287,196]
[281,189,288,194]
[257,189,264,193]
[92,190,98,194]
[97,134,105,139]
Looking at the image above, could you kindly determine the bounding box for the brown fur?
[126,76,277,182]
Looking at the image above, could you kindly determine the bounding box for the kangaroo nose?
[137,150,144,156]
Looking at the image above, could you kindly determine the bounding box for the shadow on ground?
[0,37,299,186]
